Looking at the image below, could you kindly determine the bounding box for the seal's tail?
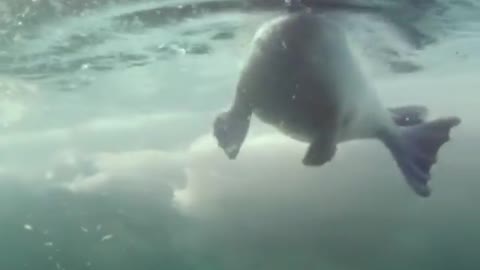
[381,116,461,197]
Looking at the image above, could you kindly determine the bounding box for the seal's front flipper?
[388,105,428,126]
[303,133,336,166]
[381,116,461,197]
[213,111,251,160]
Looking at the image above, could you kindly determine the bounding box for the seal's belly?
[253,109,315,142]
[252,92,335,142]
[237,12,362,142]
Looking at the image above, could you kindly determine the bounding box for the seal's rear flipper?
[388,105,428,126]
[381,117,461,197]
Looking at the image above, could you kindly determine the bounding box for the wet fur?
[213,11,460,196]
[235,12,390,143]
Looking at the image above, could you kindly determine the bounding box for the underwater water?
[0,0,479,269]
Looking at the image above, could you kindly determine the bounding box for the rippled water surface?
[1,0,480,269]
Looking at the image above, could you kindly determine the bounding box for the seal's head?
[213,111,250,159]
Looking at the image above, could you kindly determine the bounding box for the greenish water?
[0,0,479,269]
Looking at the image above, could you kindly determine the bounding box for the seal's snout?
[213,111,250,160]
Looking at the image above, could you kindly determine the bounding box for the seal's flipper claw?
[388,105,428,126]
[302,133,336,166]
[381,116,461,197]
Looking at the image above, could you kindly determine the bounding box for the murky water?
[0,0,479,269]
